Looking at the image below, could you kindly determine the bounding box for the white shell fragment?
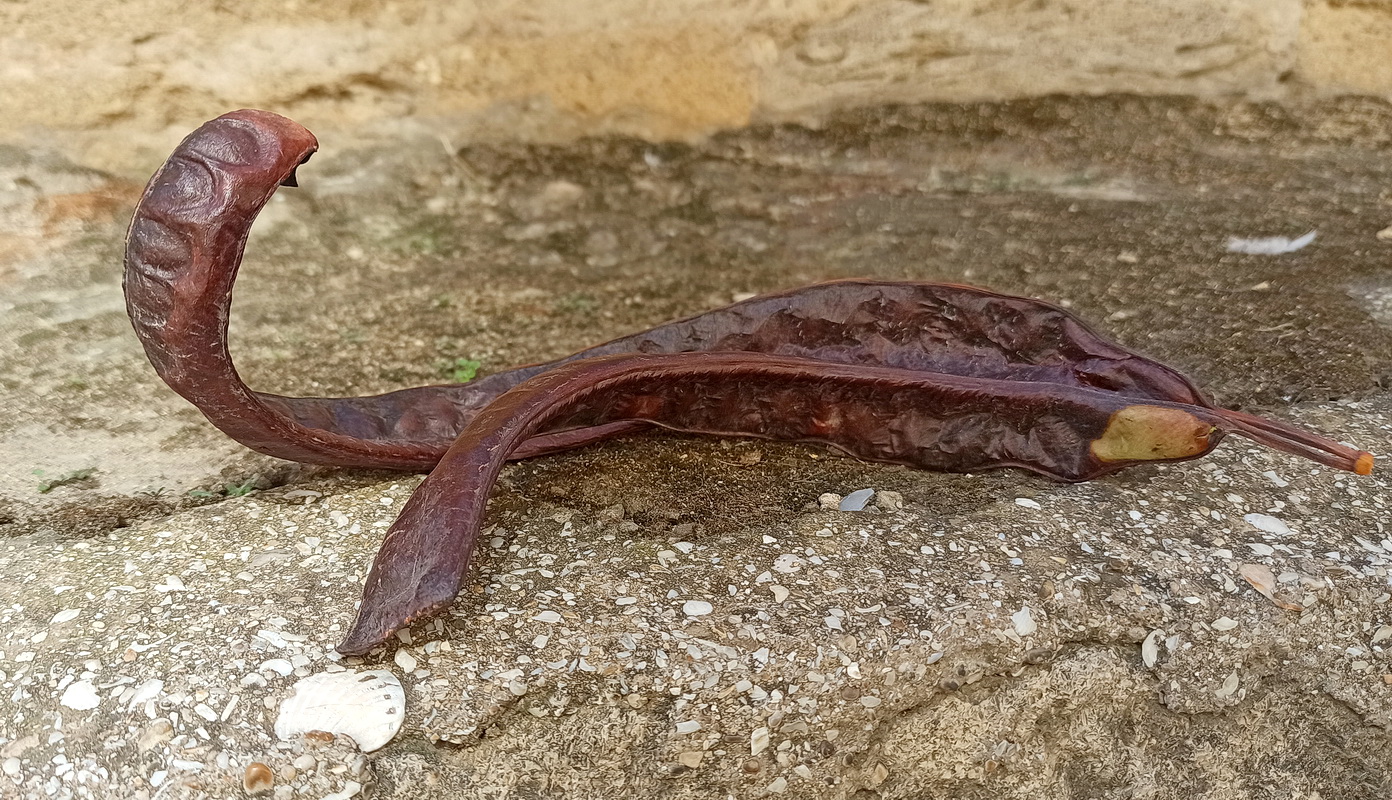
[751,726,771,755]
[1226,230,1315,255]
[838,489,875,512]
[1243,513,1291,535]
[60,679,100,711]
[1011,607,1037,636]
[1215,671,1241,699]
[1141,628,1165,668]
[274,670,405,752]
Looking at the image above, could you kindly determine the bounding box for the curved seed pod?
[338,351,1243,653]
[126,109,1266,469]
[122,110,1374,656]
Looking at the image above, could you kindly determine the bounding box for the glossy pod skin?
[125,111,1220,467]
[122,110,1375,655]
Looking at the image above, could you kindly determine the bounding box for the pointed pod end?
[1355,452,1374,476]
[1091,405,1215,464]
[335,621,390,657]
[336,595,453,657]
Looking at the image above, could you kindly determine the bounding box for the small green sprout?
[186,479,259,500]
[449,358,482,383]
[34,468,97,494]
[225,479,259,498]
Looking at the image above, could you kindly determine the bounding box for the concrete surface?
[2,95,1392,797]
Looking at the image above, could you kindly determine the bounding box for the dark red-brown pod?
[122,110,1375,657]
[123,112,1367,475]
[336,351,1247,653]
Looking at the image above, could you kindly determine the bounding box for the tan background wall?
[1,0,1388,171]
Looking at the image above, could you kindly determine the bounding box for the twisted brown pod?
[122,110,1374,654]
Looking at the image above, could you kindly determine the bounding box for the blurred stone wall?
[1,0,1388,171]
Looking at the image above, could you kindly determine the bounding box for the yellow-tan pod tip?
[1090,405,1215,463]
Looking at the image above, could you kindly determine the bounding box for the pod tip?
[1355,452,1374,476]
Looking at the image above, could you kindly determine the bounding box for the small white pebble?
[1212,617,1238,631]
[60,680,100,711]
[259,658,294,676]
[751,726,771,755]
[534,610,562,623]
[675,720,701,734]
[155,575,186,593]
[1014,498,1041,510]
[394,650,418,673]
[682,600,713,617]
[615,597,638,606]
[773,554,806,574]
[50,609,80,625]
[874,490,904,511]
[1243,513,1290,535]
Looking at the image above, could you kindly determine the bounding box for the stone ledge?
[1,1,1389,172]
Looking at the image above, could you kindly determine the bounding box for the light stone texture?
[0,1,1389,173]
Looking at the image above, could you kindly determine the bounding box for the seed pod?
[335,350,1366,653]
[121,110,1374,656]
